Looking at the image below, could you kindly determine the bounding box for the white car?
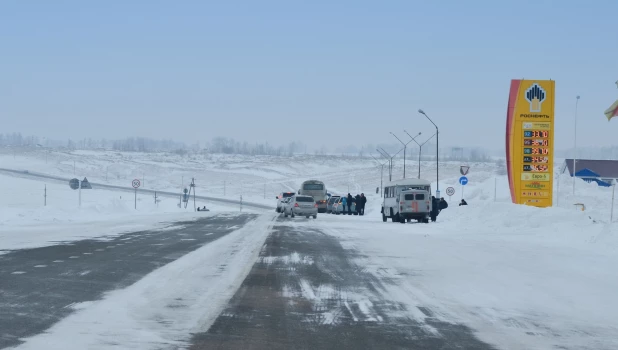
[276,192,296,213]
[283,195,318,219]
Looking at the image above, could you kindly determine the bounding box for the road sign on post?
[132,179,141,209]
[460,166,470,176]
[81,177,92,189]
[69,178,80,190]
[446,186,455,201]
[459,176,468,200]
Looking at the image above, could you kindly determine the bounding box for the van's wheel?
[382,213,387,222]
[392,213,399,222]
[306,215,310,218]
[406,218,411,223]
[284,211,288,218]
[313,215,317,219]
[400,216,406,224]
[423,218,429,223]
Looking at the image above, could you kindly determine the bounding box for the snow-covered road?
[3,197,617,349]
[3,213,276,349]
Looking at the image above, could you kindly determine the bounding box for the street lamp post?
[377,148,392,181]
[371,155,388,197]
[418,109,440,197]
[405,130,435,179]
[573,96,580,195]
[390,132,407,179]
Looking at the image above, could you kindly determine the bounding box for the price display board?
[506,80,555,207]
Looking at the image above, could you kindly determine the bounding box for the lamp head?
[418,109,425,115]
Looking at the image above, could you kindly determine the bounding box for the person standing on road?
[360,193,367,216]
[341,196,347,214]
[355,194,361,215]
[439,197,449,212]
[347,193,353,215]
[430,196,439,222]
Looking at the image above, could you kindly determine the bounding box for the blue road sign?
[459,176,469,186]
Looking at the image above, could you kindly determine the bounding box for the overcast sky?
[2,0,618,152]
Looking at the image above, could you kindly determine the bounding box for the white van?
[381,178,432,223]
[396,189,431,223]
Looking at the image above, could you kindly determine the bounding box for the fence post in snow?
[611,182,616,223]
[556,173,560,207]
[494,177,496,202]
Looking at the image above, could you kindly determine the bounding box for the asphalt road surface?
[0,214,257,349]
[190,219,496,350]
[3,214,497,350]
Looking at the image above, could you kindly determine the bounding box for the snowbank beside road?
[309,190,618,350]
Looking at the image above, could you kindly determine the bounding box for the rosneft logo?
[525,83,546,112]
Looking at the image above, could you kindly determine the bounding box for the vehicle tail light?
[294,203,299,207]
[400,201,404,205]
[314,204,318,208]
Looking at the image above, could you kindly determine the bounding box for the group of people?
[339,193,367,216]
[430,196,449,222]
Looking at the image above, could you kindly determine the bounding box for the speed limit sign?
[132,179,141,188]
[446,187,455,196]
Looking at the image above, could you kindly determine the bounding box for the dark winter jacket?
[439,199,448,210]
[347,194,353,204]
[431,197,439,215]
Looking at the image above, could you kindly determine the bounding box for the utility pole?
[73,160,76,175]
[371,155,387,197]
[390,132,407,179]
[609,179,616,224]
[418,109,440,197]
[406,130,435,179]
[191,178,196,212]
[378,148,393,181]
[573,96,580,195]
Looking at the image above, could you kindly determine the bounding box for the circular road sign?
[459,176,469,186]
[446,187,455,196]
[132,179,141,189]
[69,178,80,190]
